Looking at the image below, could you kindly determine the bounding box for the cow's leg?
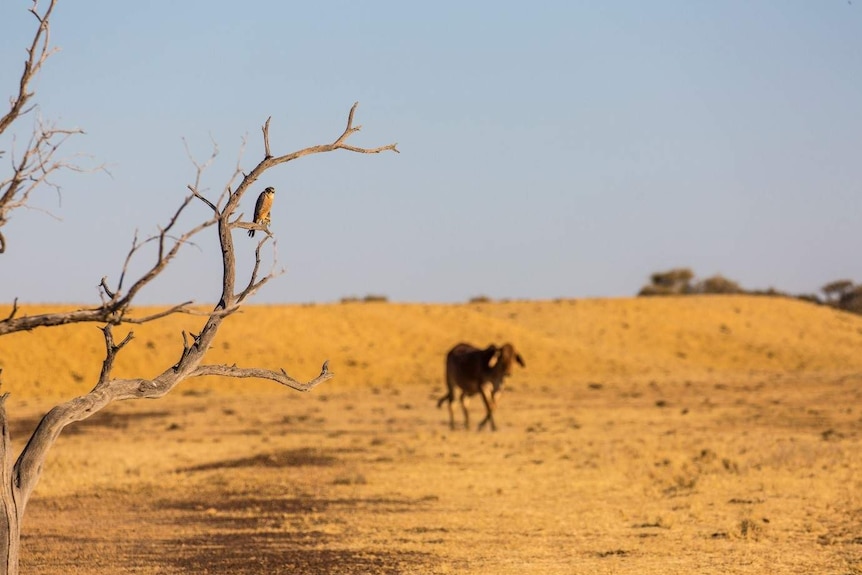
[438,383,456,430]
[477,386,496,431]
[446,394,457,430]
[459,392,470,430]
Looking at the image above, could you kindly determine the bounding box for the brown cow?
[436,342,525,431]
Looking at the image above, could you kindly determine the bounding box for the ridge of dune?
[2,295,862,400]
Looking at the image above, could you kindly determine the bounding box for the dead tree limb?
[0,0,58,135]
[0,0,104,255]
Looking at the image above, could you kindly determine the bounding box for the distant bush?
[794,293,822,305]
[340,294,389,303]
[822,279,855,304]
[637,284,676,297]
[749,287,789,297]
[637,268,862,317]
[640,268,747,297]
[468,295,493,304]
[647,268,695,294]
[693,275,743,295]
[362,294,389,303]
[830,283,862,315]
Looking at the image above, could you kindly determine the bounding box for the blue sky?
[1,1,860,304]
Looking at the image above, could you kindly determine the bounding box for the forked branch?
[260,101,399,167]
[235,236,281,304]
[0,194,215,336]
[96,325,134,387]
[0,0,58,134]
[0,121,96,254]
[225,102,399,231]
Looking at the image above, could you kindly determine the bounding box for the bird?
[248,186,275,237]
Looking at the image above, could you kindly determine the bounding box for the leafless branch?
[257,102,399,169]
[0,0,105,254]
[3,299,18,322]
[188,184,218,213]
[0,0,57,135]
[262,117,272,158]
[0,121,97,251]
[123,302,195,324]
[98,276,115,300]
[212,135,249,211]
[96,325,134,387]
[190,360,333,393]
[107,194,217,307]
[236,238,282,304]
[226,102,398,237]
[2,103,395,339]
[0,195,217,336]
[182,136,219,211]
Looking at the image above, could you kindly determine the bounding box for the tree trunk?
[0,492,21,575]
[0,395,22,575]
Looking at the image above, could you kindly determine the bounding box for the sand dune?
[6,295,862,574]
[3,295,862,400]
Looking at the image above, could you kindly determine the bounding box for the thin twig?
[3,298,18,321]
[262,117,272,159]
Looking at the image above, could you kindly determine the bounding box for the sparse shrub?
[795,293,822,305]
[639,267,695,296]
[339,294,388,304]
[637,268,862,318]
[362,294,388,303]
[838,285,862,315]
[750,287,789,297]
[469,295,493,304]
[639,269,753,298]
[634,266,862,321]
[822,279,855,303]
[650,268,694,292]
[693,275,743,294]
[638,284,675,297]
[814,280,862,316]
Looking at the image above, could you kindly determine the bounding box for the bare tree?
[0,2,398,573]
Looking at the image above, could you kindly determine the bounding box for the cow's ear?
[486,345,499,367]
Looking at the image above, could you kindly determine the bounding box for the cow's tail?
[438,368,455,408]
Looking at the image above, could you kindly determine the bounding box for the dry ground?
[2,297,862,573]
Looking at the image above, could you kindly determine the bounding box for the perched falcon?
[248,186,275,237]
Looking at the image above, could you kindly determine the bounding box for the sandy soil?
[3,296,862,573]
